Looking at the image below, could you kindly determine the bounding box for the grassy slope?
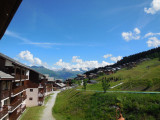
[53,89,160,120]
[78,58,160,91]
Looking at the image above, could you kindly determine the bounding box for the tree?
[77,80,81,86]
[83,79,87,91]
[102,77,110,93]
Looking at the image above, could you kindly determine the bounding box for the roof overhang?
[0,0,22,40]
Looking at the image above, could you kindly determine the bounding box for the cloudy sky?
[0,0,160,71]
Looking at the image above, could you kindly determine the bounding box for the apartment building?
[0,53,48,120]
[25,70,47,107]
[0,53,29,120]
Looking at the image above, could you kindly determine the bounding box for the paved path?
[41,91,60,120]
[76,89,160,94]
[110,82,124,89]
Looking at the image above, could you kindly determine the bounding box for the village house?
[53,79,66,89]
[64,78,74,86]
[74,74,86,80]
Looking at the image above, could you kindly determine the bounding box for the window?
[30,89,33,92]
[29,97,33,100]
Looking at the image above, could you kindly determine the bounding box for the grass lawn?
[20,106,45,120]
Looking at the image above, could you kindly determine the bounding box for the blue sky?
[0,0,160,71]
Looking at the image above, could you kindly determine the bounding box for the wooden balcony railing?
[0,107,8,119]
[38,93,44,97]
[9,110,21,120]
[8,98,22,112]
[21,75,28,80]
[12,86,24,95]
[1,90,10,100]
[13,74,28,80]
[22,95,27,101]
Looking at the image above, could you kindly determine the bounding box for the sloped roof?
[0,0,22,39]
[0,71,14,79]
[0,52,45,76]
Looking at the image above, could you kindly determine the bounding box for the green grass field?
[78,58,160,91]
[53,89,160,120]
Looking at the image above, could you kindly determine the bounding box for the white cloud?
[122,28,141,41]
[110,56,123,62]
[34,58,42,65]
[18,50,47,66]
[55,59,71,70]
[144,32,160,38]
[134,28,141,34]
[103,54,112,59]
[147,37,160,47]
[72,56,83,63]
[18,50,35,64]
[54,56,113,71]
[144,0,160,14]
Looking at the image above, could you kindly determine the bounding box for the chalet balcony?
[38,101,43,106]
[22,95,27,101]
[21,75,28,80]
[9,109,21,120]
[1,90,10,100]
[13,74,28,80]
[8,98,22,112]
[12,86,24,96]
[15,74,21,80]
[0,107,8,119]
[38,93,44,97]
[21,104,26,113]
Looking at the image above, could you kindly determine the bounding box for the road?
[41,91,60,120]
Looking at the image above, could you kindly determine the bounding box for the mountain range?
[30,66,85,80]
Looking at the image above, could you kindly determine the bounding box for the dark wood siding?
[0,57,5,71]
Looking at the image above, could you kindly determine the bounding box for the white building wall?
[26,88,38,107]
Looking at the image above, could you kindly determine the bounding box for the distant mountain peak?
[30,66,45,69]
